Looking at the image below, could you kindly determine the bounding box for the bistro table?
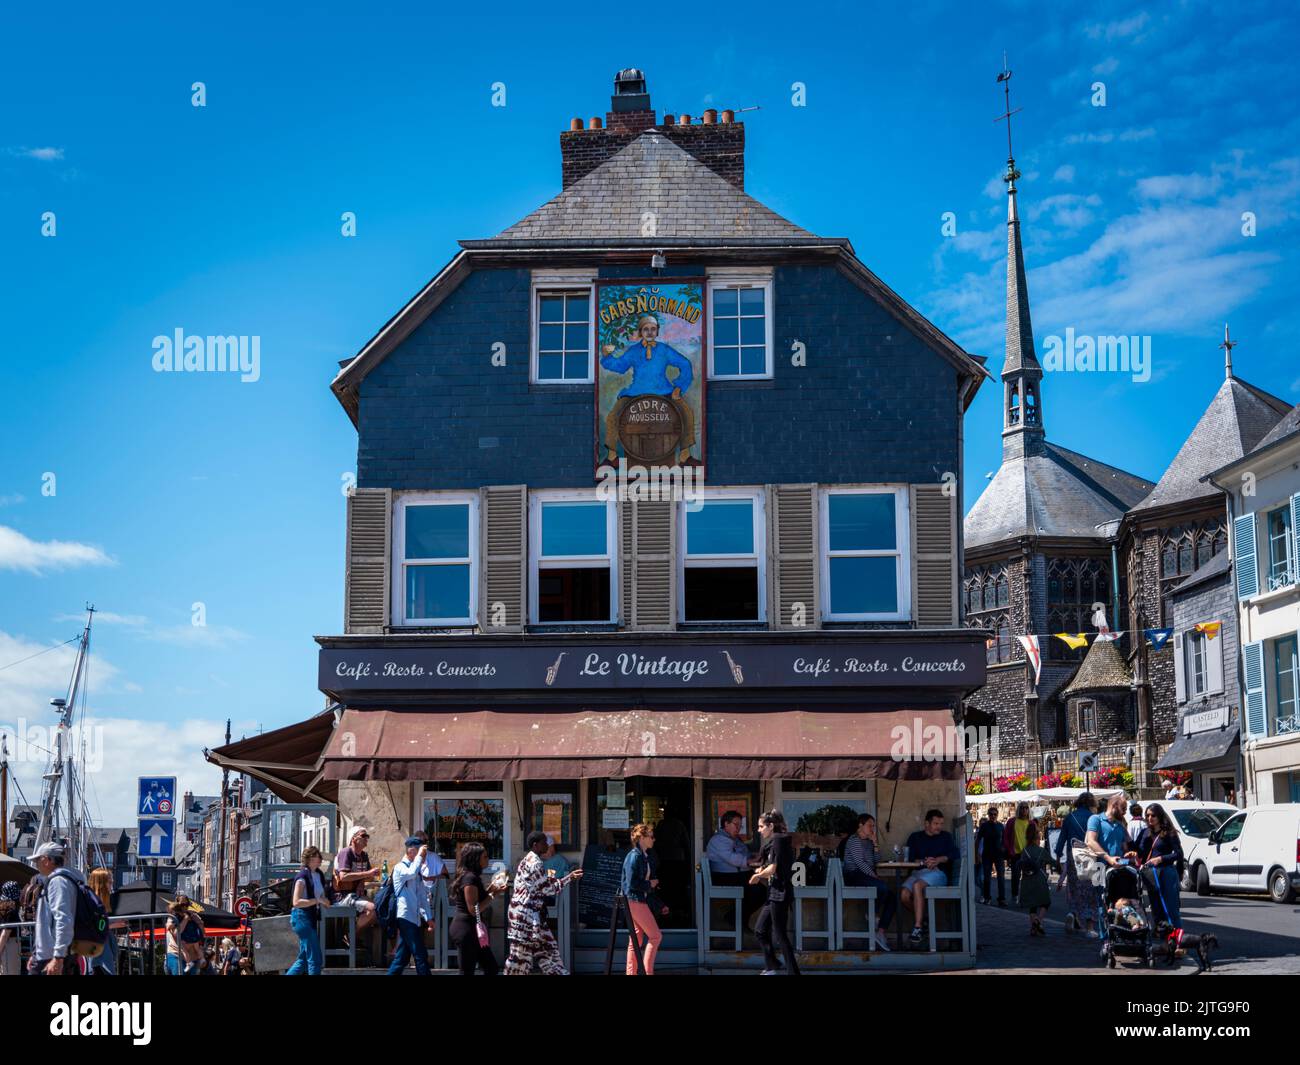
[876,861,922,950]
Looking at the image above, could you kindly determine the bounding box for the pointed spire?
[1220,324,1236,380]
[996,58,1044,458]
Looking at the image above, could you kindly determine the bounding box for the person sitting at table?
[842,813,895,952]
[542,836,573,879]
[899,809,960,947]
[333,827,381,933]
[706,810,761,926]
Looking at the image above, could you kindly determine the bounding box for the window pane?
[687,500,754,555]
[741,347,767,375]
[541,502,607,556]
[538,567,611,622]
[739,316,765,345]
[565,293,589,322]
[564,324,588,352]
[829,556,898,615]
[683,567,759,621]
[423,797,504,861]
[828,493,896,551]
[563,353,588,380]
[539,295,564,322]
[713,317,739,346]
[538,353,563,380]
[712,287,738,315]
[406,504,469,558]
[738,286,765,313]
[539,324,563,351]
[714,347,740,376]
[406,564,470,620]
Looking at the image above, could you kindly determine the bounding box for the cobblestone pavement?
[937,875,1300,976]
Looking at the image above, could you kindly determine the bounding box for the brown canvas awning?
[322,707,962,781]
[206,710,338,804]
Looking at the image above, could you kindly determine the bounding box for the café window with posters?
[394,493,477,626]
[529,491,616,624]
[680,490,766,622]
[421,783,506,863]
[523,781,578,850]
[820,488,910,621]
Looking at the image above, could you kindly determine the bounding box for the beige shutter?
[768,484,818,630]
[479,485,527,632]
[620,499,634,626]
[345,487,391,634]
[622,498,676,630]
[911,484,958,626]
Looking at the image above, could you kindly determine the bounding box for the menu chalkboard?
[577,844,628,928]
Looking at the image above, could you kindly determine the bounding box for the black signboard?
[576,844,628,929]
[319,639,985,694]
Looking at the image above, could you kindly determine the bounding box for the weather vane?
[995,53,1022,187]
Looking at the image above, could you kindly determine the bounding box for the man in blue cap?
[387,836,432,975]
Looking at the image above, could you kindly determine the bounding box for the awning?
[322,707,962,781]
[1154,722,1240,771]
[205,710,338,804]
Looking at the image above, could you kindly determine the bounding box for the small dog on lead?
[1164,930,1218,973]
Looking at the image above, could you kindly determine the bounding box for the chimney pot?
[720,109,735,124]
[661,113,675,126]
[589,116,603,129]
[678,114,692,125]
[702,108,717,125]
[570,117,583,131]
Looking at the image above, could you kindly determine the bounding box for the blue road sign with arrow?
[138,777,177,817]
[138,817,176,860]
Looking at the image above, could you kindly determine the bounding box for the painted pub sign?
[595,281,705,476]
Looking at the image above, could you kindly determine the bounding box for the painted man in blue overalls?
[600,314,695,464]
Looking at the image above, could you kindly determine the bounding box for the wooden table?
[877,861,922,950]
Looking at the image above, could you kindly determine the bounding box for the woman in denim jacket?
[620,824,663,975]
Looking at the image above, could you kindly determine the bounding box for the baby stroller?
[1098,862,1156,968]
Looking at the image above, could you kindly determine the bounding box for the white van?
[1190,803,1300,903]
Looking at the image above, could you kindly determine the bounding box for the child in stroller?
[1099,862,1157,967]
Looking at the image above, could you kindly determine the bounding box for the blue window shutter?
[1291,493,1300,578]
[1242,640,1267,738]
[1234,513,1258,600]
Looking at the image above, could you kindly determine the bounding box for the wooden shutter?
[621,498,676,630]
[1207,621,1225,695]
[1233,513,1258,600]
[620,499,634,626]
[344,487,391,633]
[768,484,818,630]
[1242,640,1267,737]
[1172,630,1187,703]
[479,485,526,632]
[911,484,958,626]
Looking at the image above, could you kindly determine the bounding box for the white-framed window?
[418,784,509,866]
[680,488,766,622]
[708,274,773,379]
[820,487,911,621]
[776,779,875,844]
[529,490,617,624]
[1267,505,1295,591]
[393,492,478,626]
[531,274,595,383]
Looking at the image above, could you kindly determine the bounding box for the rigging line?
[0,635,80,673]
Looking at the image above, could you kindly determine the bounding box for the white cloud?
[1054,165,1076,183]
[1084,12,1151,42]
[54,611,148,627]
[0,494,24,507]
[0,525,113,574]
[147,623,251,648]
[8,146,64,161]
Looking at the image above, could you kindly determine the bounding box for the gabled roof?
[1063,637,1133,696]
[1130,377,1291,514]
[1250,399,1300,453]
[482,131,817,246]
[965,441,1154,550]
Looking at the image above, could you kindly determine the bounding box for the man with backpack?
[28,841,103,976]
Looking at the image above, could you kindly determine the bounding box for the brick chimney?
[560,69,745,190]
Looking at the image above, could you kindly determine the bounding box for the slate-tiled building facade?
[314,70,990,970]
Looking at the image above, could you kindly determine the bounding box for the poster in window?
[605,780,626,808]
[595,281,705,477]
[708,793,754,843]
[528,790,574,847]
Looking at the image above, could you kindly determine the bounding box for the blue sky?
[2,2,1297,824]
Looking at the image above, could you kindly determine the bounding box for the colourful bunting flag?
[1017,635,1042,685]
[1194,621,1222,640]
[1145,628,1173,650]
[1054,633,1089,650]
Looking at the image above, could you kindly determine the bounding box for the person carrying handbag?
[449,842,505,976]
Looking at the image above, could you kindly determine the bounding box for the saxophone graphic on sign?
[544,652,566,687]
[721,651,744,685]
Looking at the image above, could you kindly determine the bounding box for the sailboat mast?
[34,605,94,861]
